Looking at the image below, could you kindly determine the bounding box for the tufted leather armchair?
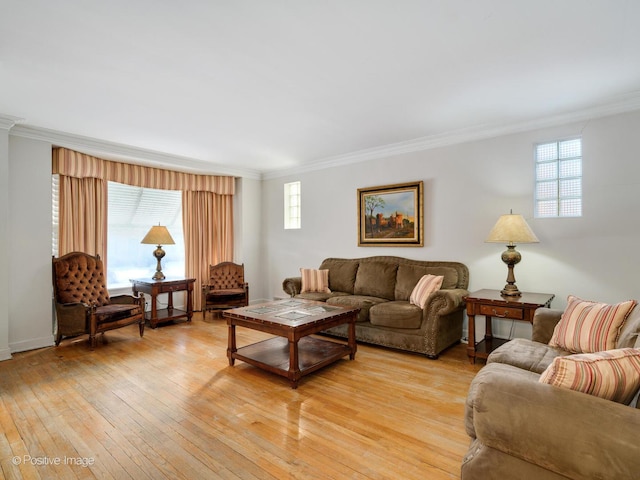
[201,262,249,318]
[52,252,145,347]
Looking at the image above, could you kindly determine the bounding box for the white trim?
[0,114,25,131]
[263,91,640,179]
[5,90,640,181]
[0,347,11,361]
[10,335,55,355]
[9,124,262,180]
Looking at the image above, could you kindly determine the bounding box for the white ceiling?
[2,1,640,177]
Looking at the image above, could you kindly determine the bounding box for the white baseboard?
[10,335,55,355]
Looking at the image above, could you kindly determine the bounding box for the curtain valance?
[52,147,235,195]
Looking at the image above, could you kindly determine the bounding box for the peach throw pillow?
[409,275,444,309]
[539,348,640,404]
[300,268,331,294]
[548,295,637,353]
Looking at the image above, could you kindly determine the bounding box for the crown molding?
[6,90,640,181]
[8,124,262,180]
[263,91,640,180]
[0,114,26,131]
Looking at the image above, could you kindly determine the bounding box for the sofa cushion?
[394,265,430,301]
[409,275,444,309]
[539,348,640,404]
[354,262,398,300]
[327,295,387,322]
[394,265,459,300]
[300,268,331,294]
[319,259,359,294]
[487,338,570,374]
[296,292,336,302]
[617,305,640,348]
[369,301,423,329]
[549,295,637,353]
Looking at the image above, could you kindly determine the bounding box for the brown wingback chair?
[52,252,145,347]
[201,262,249,317]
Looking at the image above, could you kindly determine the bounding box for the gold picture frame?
[357,181,424,247]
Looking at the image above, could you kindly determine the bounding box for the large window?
[107,182,185,288]
[534,138,582,218]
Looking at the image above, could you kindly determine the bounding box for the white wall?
[7,135,55,352]
[262,110,640,340]
[235,176,265,303]
[0,124,11,359]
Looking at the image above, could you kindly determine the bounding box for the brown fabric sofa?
[462,306,640,480]
[282,256,469,358]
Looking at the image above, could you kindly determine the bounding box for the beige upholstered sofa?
[462,305,640,480]
[282,256,469,358]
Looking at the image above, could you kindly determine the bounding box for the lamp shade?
[141,225,175,245]
[485,213,539,245]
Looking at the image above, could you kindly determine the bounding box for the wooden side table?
[466,289,554,363]
[130,277,195,328]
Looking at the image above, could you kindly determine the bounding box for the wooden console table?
[466,289,554,363]
[130,277,195,328]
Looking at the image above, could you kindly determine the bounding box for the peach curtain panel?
[183,191,234,311]
[58,175,107,258]
[53,148,236,310]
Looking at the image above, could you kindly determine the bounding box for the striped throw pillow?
[409,275,444,309]
[539,348,640,404]
[300,268,331,294]
[548,295,637,353]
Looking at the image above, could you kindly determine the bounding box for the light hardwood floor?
[0,313,481,479]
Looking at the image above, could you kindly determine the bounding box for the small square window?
[535,138,582,218]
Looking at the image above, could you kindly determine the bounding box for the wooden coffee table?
[224,299,360,388]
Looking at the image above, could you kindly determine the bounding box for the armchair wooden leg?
[139,321,145,338]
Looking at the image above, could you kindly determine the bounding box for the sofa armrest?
[424,288,468,316]
[467,362,640,479]
[531,308,563,343]
[282,277,302,297]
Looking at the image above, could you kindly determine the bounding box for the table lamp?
[485,211,539,297]
[141,225,175,280]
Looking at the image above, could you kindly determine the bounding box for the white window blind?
[52,174,59,257]
[107,182,185,288]
[535,138,582,218]
[284,181,301,229]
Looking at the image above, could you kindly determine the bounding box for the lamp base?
[152,245,166,281]
[501,284,522,297]
[500,245,522,297]
[152,270,166,281]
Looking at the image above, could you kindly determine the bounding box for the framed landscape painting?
[357,181,424,247]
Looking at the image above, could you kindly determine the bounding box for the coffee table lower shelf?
[230,336,352,388]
